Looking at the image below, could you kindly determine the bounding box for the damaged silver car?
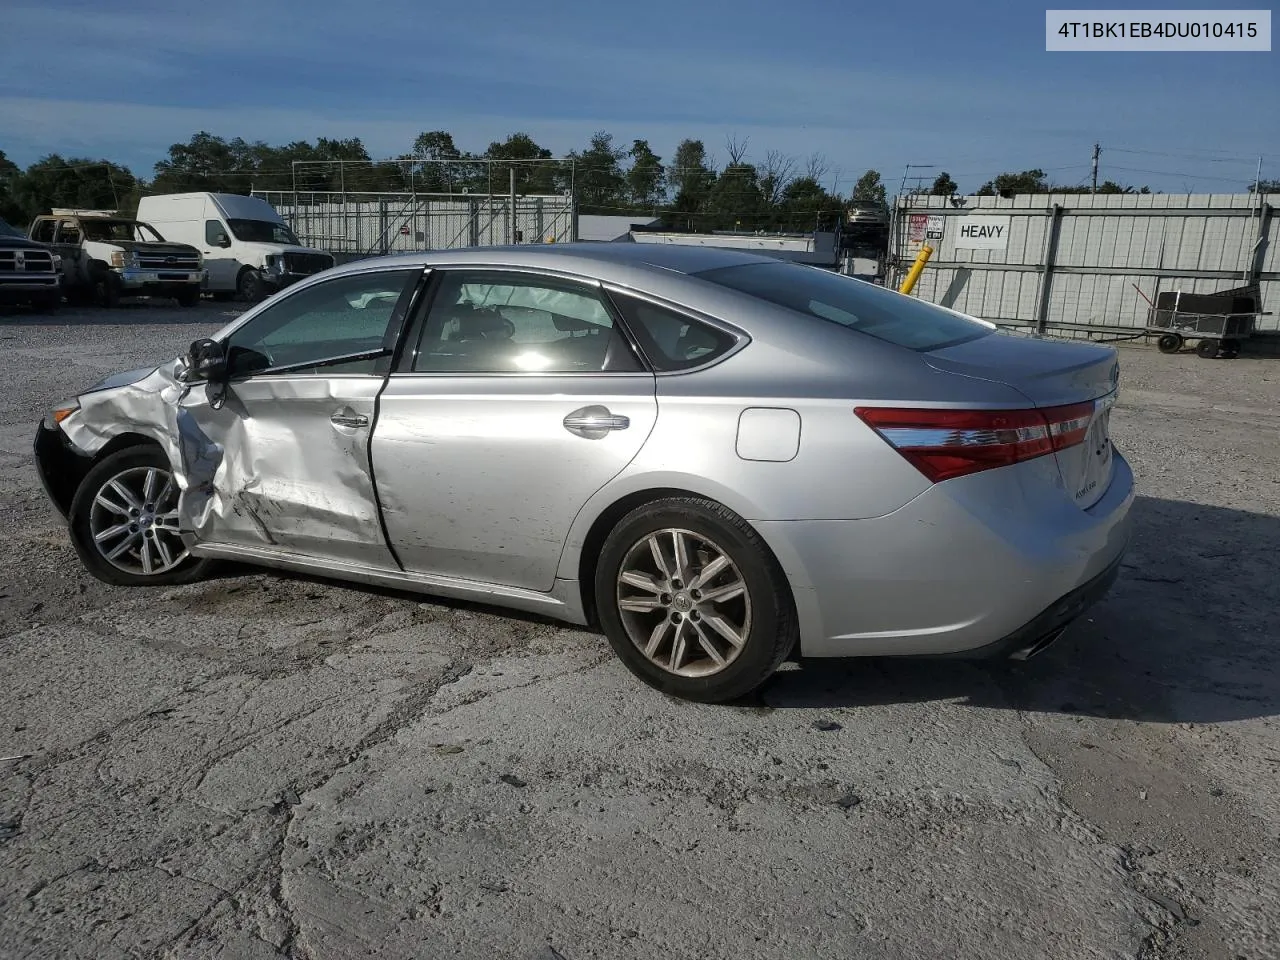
[35,244,1133,702]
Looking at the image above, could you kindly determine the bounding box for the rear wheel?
[595,497,797,703]
[1156,333,1182,354]
[69,446,212,587]
[1196,338,1221,359]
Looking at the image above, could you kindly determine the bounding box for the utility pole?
[1091,142,1100,194]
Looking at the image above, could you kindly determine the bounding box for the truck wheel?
[32,294,61,315]
[96,274,122,308]
[1156,333,1182,354]
[175,288,200,308]
[237,268,264,303]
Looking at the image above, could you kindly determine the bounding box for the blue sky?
[1,0,1275,194]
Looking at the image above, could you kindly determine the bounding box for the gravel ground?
[1,300,1278,960]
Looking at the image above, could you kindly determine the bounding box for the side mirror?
[187,338,227,382]
[217,234,232,248]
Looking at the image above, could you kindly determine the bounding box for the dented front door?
[176,375,392,565]
[174,265,422,566]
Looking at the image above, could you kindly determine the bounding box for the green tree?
[571,131,626,211]
[0,149,23,223]
[779,176,842,231]
[10,154,139,220]
[411,130,468,193]
[930,171,959,196]
[851,169,887,206]
[626,139,665,209]
[704,162,764,230]
[152,132,251,194]
[669,139,716,229]
[975,169,1048,197]
[483,132,557,194]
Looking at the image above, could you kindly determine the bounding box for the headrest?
[453,307,513,341]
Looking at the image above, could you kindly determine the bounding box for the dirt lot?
[1,299,1278,960]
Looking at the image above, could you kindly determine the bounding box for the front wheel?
[1156,333,1182,354]
[1196,338,1221,359]
[237,268,265,303]
[68,446,213,587]
[594,497,798,703]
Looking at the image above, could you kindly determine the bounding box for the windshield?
[80,219,166,243]
[0,218,28,239]
[227,218,300,245]
[694,260,992,352]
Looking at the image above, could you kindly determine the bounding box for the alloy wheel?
[615,528,753,678]
[88,465,188,576]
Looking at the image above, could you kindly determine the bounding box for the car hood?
[82,364,164,396]
[0,235,51,251]
[237,241,331,259]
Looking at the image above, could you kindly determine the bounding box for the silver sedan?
[35,244,1134,702]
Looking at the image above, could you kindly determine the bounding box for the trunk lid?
[925,331,1120,509]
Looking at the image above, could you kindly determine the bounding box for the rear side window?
[609,291,737,371]
[694,261,992,352]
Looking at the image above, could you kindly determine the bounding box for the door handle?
[563,405,630,438]
[330,411,369,428]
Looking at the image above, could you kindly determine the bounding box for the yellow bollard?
[898,243,934,295]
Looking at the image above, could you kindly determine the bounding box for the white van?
[135,192,335,301]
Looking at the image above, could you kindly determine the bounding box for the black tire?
[594,497,798,704]
[1156,333,1182,354]
[31,293,60,315]
[175,287,200,308]
[96,273,122,308]
[68,446,213,588]
[1196,338,1220,359]
[237,268,264,303]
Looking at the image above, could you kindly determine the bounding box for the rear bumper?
[756,450,1135,658]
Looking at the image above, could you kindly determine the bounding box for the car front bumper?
[756,450,1135,659]
[116,269,204,291]
[34,419,91,519]
[0,277,61,302]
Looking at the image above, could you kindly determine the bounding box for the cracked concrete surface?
[1,302,1278,959]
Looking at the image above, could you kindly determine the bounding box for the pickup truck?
[0,217,61,312]
[28,210,204,308]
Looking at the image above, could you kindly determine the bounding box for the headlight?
[51,401,80,424]
[51,254,62,269]
[110,251,137,268]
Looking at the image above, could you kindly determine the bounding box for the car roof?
[333,242,779,280]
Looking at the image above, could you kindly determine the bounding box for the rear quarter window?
[694,261,992,352]
[608,291,737,371]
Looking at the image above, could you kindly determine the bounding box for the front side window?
[695,260,992,352]
[227,218,300,245]
[205,220,229,245]
[29,220,55,243]
[55,221,82,244]
[411,272,641,374]
[224,269,418,378]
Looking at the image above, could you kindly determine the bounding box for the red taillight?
[855,401,1097,483]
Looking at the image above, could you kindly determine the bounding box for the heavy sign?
[954,215,1011,250]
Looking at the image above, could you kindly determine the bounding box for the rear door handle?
[331,411,369,428]
[563,405,630,438]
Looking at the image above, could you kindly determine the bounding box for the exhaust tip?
[1008,628,1067,662]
